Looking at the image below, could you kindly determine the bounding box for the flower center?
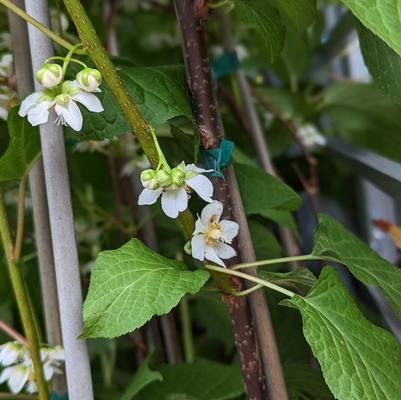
[204,222,222,246]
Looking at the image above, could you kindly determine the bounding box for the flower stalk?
[0,194,48,400]
[61,0,196,237]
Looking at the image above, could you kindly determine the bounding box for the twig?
[174,1,277,397]
[0,320,28,346]
[252,89,320,218]
[13,177,26,263]
[0,195,48,399]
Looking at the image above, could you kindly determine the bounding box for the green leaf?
[120,353,162,400]
[339,0,401,56]
[358,23,401,104]
[321,82,401,163]
[259,209,301,241]
[259,268,316,295]
[270,0,317,32]
[249,220,283,260]
[284,362,333,400]
[81,239,209,338]
[284,267,401,400]
[234,0,285,63]
[235,163,301,214]
[74,65,193,140]
[120,65,193,125]
[136,359,244,400]
[0,107,41,183]
[312,214,401,320]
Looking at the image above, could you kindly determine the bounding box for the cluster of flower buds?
[20,60,104,132]
[35,64,102,92]
[138,162,213,219]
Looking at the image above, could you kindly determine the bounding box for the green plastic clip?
[200,138,234,178]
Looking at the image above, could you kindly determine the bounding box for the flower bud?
[140,169,159,190]
[171,167,185,187]
[55,93,70,106]
[76,68,102,92]
[36,63,63,88]
[156,169,172,188]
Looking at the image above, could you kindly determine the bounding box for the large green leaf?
[234,0,285,63]
[259,268,317,295]
[81,239,209,338]
[312,214,401,319]
[358,23,401,104]
[321,82,401,163]
[120,353,162,400]
[136,360,244,400]
[235,163,301,214]
[270,0,317,32]
[284,362,333,400]
[339,0,401,56]
[0,107,40,183]
[249,220,283,260]
[285,267,401,400]
[74,65,193,140]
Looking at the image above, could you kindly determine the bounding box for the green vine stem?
[205,264,296,298]
[179,296,195,363]
[13,176,26,263]
[61,0,195,238]
[0,194,49,400]
[232,254,335,270]
[0,0,86,54]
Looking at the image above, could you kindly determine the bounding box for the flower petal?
[8,366,28,394]
[138,188,162,205]
[215,242,236,260]
[72,92,104,112]
[55,100,83,131]
[191,234,205,262]
[27,100,52,126]
[193,216,205,235]
[200,201,223,226]
[184,163,213,174]
[204,245,226,267]
[220,220,239,243]
[161,188,188,219]
[18,92,41,116]
[186,174,213,203]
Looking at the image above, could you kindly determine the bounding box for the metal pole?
[23,1,94,398]
[8,0,66,394]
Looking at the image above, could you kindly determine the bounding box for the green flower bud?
[171,167,185,187]
[36,63,63,88]
[156,169,172,187]
[55,93,70,106]
[76,68,102,92]
[140,169,159,190]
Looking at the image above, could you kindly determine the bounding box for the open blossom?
[0,342,65,394]
[19,80,103,131]
[138,162,213,219]
[296,124,326,149]
[191,201,239,267]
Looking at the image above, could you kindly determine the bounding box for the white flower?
[296,124,326,149]
[0,53,13,78]
[138,163,213,219]
[0,343,65,394]
[0,342,25,366]
[191,201,239,267]
[18,80,104,131]
[0,364,29,393]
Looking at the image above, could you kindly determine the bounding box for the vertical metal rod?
[23,1,94,398]
[8,0,66,394]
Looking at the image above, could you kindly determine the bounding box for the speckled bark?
[174,1,271,398]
